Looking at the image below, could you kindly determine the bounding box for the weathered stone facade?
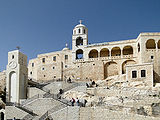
[28,22,160,87]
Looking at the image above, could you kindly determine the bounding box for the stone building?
[28,21,160,87]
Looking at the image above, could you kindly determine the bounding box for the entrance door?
[10,72,17,102]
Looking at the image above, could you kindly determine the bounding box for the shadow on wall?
[153,71,160,86]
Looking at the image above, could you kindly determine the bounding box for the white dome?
[62,47,69,51]
[75,23,86,28]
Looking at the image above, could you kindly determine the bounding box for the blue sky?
[0,0,160,71]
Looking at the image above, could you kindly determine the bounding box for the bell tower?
[6,50,28,103]
[72,20,88,60]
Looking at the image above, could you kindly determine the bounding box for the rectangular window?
[32,63,34,67]
[53,56,56,61]
[65,55,68,60]
[151,56,154,59]
[42,58,45,63]
[132,71,137,78]
[141,70,146,77]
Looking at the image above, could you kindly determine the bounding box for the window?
[132,71,137,78]
[141,70,146,77]
[54,76,56,78]
[30,72,32,75]
[44,75,46,77]
[42,67,45,70]
[12,55,14,59]
[84,29,85,34]
[151,56,154,59]
[42,58,45,63]
[65,65,67,68]
[53,66,55,69]
[53,56,56,61]
[65,55,68,60]
[78,29,80,33]
[32,63,34,67]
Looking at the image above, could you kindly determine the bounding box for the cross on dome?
[79,20,82,24]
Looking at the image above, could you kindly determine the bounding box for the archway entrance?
[104,62,118,79]
[122,60,136,74]
[9,72,17,102]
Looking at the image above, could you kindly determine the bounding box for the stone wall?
[0,71,6,91]
[126,63,153,87]
[79,107,160,120]
[50,106,79,120]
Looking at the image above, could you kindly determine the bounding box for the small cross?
[16,46,20,50]
[65,43,68,47]
[79,20,82,24]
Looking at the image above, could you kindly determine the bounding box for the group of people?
[70,97,87,107]
[86,79,98,88]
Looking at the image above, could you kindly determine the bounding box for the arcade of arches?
[88,46,134,59]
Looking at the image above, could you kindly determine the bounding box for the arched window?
[84,29,86,34]
[76,37,83,46]
[76,49,83,59]
[111,47,121,56]
[146,39,156,49]
[100,48,109,57]
[89,49,98,58]
[123,46,133,55]
[78,29,81,33]
[138,43,140,52]
[158,40,160,49]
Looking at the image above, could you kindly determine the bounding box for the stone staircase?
[39,104,67,120]
[6,102,38,119]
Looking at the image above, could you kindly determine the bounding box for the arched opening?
[0,112,4,120]
[76,37,83,46]
[89,49,98,58]
[158,40,160,49]
[123,46,133,55]
[104,62,118,79]
[146,39,156,49]
[122,60,136,74]
[76,49,83,59]
[100,48,109,57]
[9,71,17,102]
[111,47,121,56]
[138,43,140,52]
